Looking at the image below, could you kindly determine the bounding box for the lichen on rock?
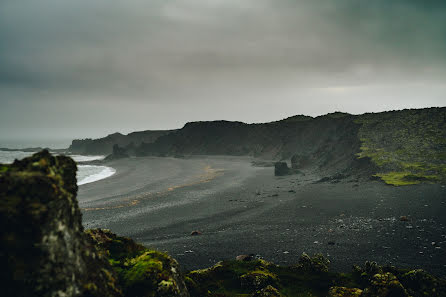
[0,150,121,297]
[87,228,189,297]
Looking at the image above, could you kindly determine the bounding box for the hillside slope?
[356,108,446,185]
[69,107,446,185]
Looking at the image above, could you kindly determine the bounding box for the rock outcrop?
[104,144,129,160]
[0,150,121,297]
[87,229,189,297]
[274,162,291,176]
[0,151,189,297]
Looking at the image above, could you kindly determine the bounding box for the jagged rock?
[251,285,282,297]
[294,252,330,273]
[274,162,291,176]
[0,150,122,297]
[240,270,278,290]
[105,144,129,160]
[87,229,190,297]
[362,272,409,297]
[328,286,363,297]
[400,269,445,296]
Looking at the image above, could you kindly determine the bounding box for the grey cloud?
[0,0,445,142]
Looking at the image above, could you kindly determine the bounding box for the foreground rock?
[87,229,189,297]
[0,150,121,297]
[186,254,446,297]
[0,151,188,297]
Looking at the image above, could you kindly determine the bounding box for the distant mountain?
[69,107,446,185]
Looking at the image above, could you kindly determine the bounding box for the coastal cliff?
[76,107,446,185]
[68,130,175,155]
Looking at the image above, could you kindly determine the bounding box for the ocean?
[0,150,116,185]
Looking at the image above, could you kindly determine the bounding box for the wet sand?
[78,156,446,276]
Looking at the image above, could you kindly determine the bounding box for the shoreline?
[79,156,446,276]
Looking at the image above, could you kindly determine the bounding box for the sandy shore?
[78,156,446,276]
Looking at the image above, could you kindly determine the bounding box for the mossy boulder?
[400,269,445,297]
[0,150,121,297]
[294,253,330,274]
[274,162,291,176]
[87,229,189,297]
[361,272,409,297]
[240,270,278,290]
[251,285,282,297]
[328,286,363,297]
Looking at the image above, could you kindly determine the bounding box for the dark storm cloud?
[1,0,446,142]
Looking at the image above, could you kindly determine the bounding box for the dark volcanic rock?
[0,150,121,297]
[274,162,291,176]
[190,230,202,236]
[105,144,130,160]
[87,229,189,297]
[0,151,189,297]
[251,285,283,297]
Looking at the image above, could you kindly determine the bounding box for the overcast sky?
[1,0,445,145]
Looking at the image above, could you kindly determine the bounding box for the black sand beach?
[79,156,446,276]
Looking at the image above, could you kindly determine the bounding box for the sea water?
[0,150,116,185]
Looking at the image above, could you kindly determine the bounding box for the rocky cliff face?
[68,130,175,155]
[0,151,189,297]
[0,150,122,297]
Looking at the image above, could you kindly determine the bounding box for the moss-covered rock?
[251,285,283,297]
[328,286,363,297]
[240,270,278,290]
[87,229,189,297]
[400,269,446,297]
[0,150,122,297]
[294,253,331,274]
[361,272,409,297]
[355,107,446,185]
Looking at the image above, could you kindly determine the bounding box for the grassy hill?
[356,108,446,185]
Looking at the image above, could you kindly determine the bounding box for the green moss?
[0,165,9,173]
[355,108,446,185]
[375,172,439,186]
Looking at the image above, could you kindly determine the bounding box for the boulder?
[328,286,363,297]
[236,254,255,262]
[362,273,409,297]
[190,230,202,236]
[294,252,330,273]
[251,285,282,297]
[88,229,189,297]
[240,270,278,290]
[274,162,291,176]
